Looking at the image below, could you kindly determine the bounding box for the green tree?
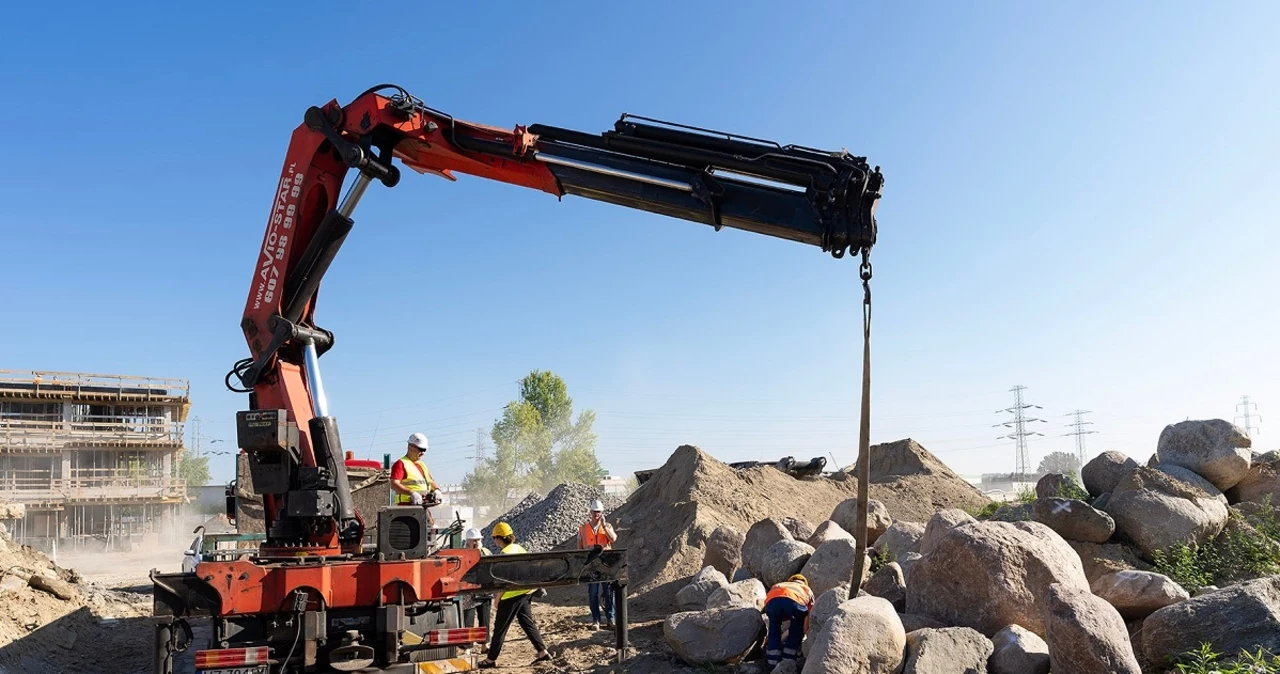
[1036,451,1081,476]
[178,452,211,488]
[463,371,601,512]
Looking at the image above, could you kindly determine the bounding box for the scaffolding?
[0,369,191,553]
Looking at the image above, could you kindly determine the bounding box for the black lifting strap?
[849,251,874,600]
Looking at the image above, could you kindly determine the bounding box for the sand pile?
[611,441,987,605]
[481,484,623,552]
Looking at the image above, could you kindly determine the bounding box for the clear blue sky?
[2,2,1277,486]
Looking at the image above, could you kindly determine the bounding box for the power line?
[1063,410,1098,467]
[1236,395,1262,438]
[995,385,1046,479]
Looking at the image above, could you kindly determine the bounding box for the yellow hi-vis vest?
[499,542,534,601]
[394,457,435,505]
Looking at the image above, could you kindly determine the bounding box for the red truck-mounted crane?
[151,84,882,674]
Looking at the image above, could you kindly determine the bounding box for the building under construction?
[0,370,190,552]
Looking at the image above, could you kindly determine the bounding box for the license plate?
[200,668,267,674]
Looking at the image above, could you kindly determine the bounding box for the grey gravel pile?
[480,483,623,552]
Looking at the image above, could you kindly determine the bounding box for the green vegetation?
[966,501,1004,520]
[1153,505,1280,592]
[178,452,211,488]
[1037,450,1082,477]
[1054,471,1091,501]
[463,370,602,512]
[868,546,892,574]
[1173,644,1280,673]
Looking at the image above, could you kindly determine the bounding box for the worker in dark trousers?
[763,574,814,666]
[460,528,492,652]
[478,522,552,668]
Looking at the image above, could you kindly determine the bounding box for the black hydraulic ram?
[526,115,883,260]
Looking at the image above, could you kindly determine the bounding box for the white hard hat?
[464,527,482,541]
[589,499,604,512]
[407,433,429,450]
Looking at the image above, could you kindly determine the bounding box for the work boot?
[603,620,614,630]
[591,621,600,630]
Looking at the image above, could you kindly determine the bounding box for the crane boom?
[228,83,882,553]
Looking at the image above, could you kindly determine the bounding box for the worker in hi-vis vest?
[390,433,438,521]
[764,574,815,666]
[478,522,552,669]
[578,499,617,630]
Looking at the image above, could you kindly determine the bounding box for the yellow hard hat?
[788,574,808,585]
[492,522,513,537]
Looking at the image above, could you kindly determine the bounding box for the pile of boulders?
[660,418,1280,672]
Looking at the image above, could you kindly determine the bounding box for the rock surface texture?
[1154,419,1252,491]
[744,519,793,578]
[988,624,1050,674]
[1090,570,1189,619]
[864,562,906,612]
[676,566,729,611]
[831,498,892,545]
[902,627,993,674]
[907,520,1089,637]
[1153,463,1228,503]
[1082,451,1139,498]
[663,607,765,665]
[702,525,745,578]
[800,538,865,599]
[873,521,924,563]
[807,520,855,547]
[758,539,815,588]
[1142,575,1280,666]
[706,578,766,610]
[802,596,906,674]
[1105,467,1228,559]
[1031,497,1115,543]
[1043,583,1142,674]
[919,509,976,556]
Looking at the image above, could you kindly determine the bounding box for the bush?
[966,501,1003,520]
[1174,643,1280,673]
[1055,471,1091,502]
[1152,510,1280,592]
[868,546,892,574]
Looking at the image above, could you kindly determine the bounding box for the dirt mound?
[613,443,988,610]
[0,530,151,674]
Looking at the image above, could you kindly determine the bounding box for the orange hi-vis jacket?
[579,521,613,549]
[765,581,815,611]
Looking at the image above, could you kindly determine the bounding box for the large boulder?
[800,538,866,599]
[663,607,765,665]
[1036,473,1075,500]
[804,588,851,658]
[808,520,855,547]
[1066,540,1151,585]
[1105,467,1228,559]
[919,509,976,556]
[873,520,924,563]
[744,519,793,577]
[988,624,1049,674]
[1044,584,1141,674]
[1090,570,1189,620]
[1153,463,1227,503]
[1082,451,1138,498]
[1031,498,1115,543]
[707,578,766,611]
[802,596,905,674]
[1155,419,1252,490]
[902,627,992,674]
[1141,575,1280,666]
[864,562,905,612]
[702,525,745,578]
[758,539,814,588]
[831,498,892,545]
[1226,451,1280,504]
[781,517,816,541]
[676,566,729,611]
[906,520,1089,637]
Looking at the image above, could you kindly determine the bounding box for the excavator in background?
[150,84,882,674]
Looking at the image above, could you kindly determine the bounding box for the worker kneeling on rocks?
[764,574,814,666]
